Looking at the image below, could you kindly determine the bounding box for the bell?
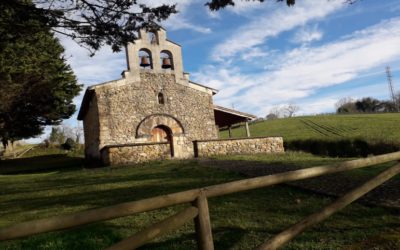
[162,58,172,69]
[140,56,151,67]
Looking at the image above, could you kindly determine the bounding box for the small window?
[139,49,152,69]
[158,92,165,104]
[147,32,158,44]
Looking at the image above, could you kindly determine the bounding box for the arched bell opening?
[139,49,153,69]
[160,50,174,70]
[150,125,174,157]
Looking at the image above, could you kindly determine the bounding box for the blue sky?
[28,0,400,142]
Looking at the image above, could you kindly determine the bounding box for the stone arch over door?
[136,114,185,158]
[136,114,184,139]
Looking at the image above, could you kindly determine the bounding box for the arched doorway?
[150,125,174,157]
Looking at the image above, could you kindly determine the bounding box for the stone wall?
[101,142,171,166]
[194,137,284,158]
[83,94,101,160]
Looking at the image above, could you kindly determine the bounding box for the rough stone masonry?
[78,28,284,166]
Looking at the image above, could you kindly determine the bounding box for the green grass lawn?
[1,151,399,249]
[221,113,400,143]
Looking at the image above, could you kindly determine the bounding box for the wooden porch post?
[228,126,232,138]
[245,121,251,137]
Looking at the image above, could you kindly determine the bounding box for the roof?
[77,89,95,120]
[166,39,181,47]
[213,105,257,128]
[189,81,218,95]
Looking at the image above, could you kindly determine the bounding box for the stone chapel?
[78,28,283,165]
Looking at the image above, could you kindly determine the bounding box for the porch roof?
[213,105,257,128]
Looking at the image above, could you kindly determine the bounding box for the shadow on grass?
[1,223,122,250]
[0,182,199,217]
[0,161,241,219]
[0,154,84,175]
[142,227,247,249]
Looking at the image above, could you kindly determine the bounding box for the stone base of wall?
[193,137,284,158]
[101,142,171,166]
[99,137,284,166]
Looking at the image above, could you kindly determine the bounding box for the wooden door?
[150,126,174,157]
[151,127,168,143]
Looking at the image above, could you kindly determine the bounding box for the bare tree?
[283,104,300,117]
[395,91,400,111]
[61,125,75,140]
[335,97,361,113]
[335,97,354,110]
[266,113,278,120]
[268,106,283,119]
[267,104,300,119]
[73,125,84,144]
[49,124,79,145]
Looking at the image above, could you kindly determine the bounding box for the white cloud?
[59,37,126,90]
[240,47,269,61]
[292,25,323,44]
[194,17,400,116]
[211,0,344,61]
[164,17,212,34]
[228,0,265,14]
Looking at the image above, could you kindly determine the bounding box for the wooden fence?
[1,151,400,249]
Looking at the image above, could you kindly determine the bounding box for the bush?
[62,138,76,151]
[285,139,400,157]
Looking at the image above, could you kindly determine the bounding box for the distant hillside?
[220,113,400,156]
[221,113,400,141]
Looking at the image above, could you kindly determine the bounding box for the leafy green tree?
[355,97,380,113]
[0,3,81,148]
[336,97,397,114]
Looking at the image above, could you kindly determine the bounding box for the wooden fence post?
[193,192,214,250]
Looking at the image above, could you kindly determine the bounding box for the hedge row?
[285,139,400,157]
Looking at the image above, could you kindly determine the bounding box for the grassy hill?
[221,113,400,141]
[220,113,400,156]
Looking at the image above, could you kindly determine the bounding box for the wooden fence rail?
[258,163,400,250]
[1,151,400,249]
[107,206,199,250]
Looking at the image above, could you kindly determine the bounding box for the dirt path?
[198,159,400,209]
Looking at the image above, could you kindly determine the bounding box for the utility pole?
[386,66,399,112]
